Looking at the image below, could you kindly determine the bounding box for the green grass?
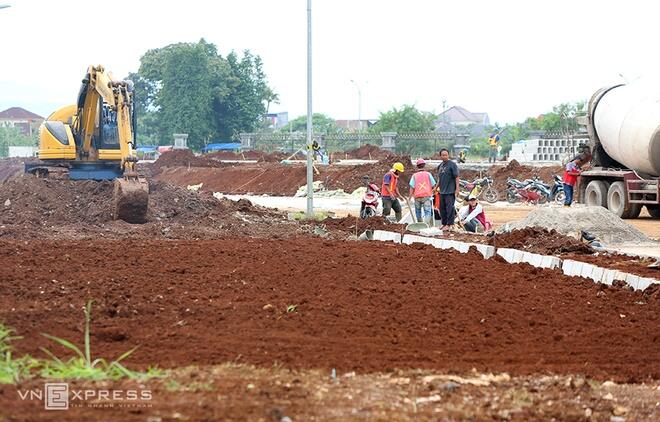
[0,300,162,384]
[0,325,38,384]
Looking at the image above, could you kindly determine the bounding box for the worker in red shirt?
[563,158,590,206]
[381,162,405,221]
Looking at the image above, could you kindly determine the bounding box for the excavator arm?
[30,65,148,223]
[76,66,148,223]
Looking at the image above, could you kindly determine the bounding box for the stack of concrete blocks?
[371,230,658,291]
[508,138,589,163]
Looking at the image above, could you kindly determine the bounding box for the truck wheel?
[607,181,642,219]
[585,180,609,208]
[647,205,660,219]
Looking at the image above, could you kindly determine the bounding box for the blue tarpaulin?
[136,146,158,152]
[202,143,241,153]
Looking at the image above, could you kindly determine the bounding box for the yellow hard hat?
[393,162,405,173]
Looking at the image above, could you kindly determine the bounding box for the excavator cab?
[27,65,149,223]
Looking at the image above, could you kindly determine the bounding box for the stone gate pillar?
[173,133,188,149]
[239,133,254,151]
[381,132,397,152]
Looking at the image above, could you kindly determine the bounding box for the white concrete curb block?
[373,230,401,243]
[372,234,659,291]
[472,244,496,259]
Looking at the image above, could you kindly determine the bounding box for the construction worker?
[311,139,322,161]
[458,194,491,233]
[563,157,590,206]
[381,162,405,221]
[488,133,500,163]
[434,149,460,230]
[458,149,467,164]
[409,159,436,224]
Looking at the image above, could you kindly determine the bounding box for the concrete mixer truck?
[579,82,660,219]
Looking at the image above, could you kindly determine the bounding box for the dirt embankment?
[462,160,563,193]
[154,154,416,196]
[322,155,415,194]
[207,150,290,162]
[151,150,224,176]
[1,237,658,382]
[333,144,395,160]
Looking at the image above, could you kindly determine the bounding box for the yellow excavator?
[26,65,149,223]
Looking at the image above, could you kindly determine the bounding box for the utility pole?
[350,80,364,147]
[306,0,314,219]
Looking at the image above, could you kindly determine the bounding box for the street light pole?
[305,0,314,219]
[350,80,363,147]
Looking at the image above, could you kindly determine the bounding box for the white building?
[8,146,38,157]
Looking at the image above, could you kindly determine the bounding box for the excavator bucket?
[113,178,149,223]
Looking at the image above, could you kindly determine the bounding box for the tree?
[279,113,340,134]
[132,40,276,149]
[214,51,274,140]
[524,102,585,133]
[369,105,436,133]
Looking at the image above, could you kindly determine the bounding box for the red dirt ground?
[1,238,659,382]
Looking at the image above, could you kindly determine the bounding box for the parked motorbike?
[459,177,499,203]
[550,175,565,204]
[360,181,381,219]
[506,178,542,204]
[527,177,552,204]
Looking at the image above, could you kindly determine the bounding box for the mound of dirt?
[488,226,593,255]
[0,175,301,239]
[0,176,114,225]
[337,144,394,160]
[152,150,223,175]
[323,155,415,194]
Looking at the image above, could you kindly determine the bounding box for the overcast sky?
[0,0,657,124]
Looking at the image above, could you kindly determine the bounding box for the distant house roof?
[437,106,489,125]
[0,107,44,120]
